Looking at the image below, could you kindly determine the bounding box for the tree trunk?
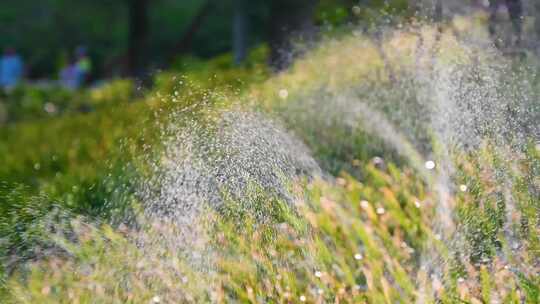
[127,0,148,77]
[233,0,249,65]
[434,0,443,22]
[535,1,540,52]
[489,0,523,48]
[170,0,215,59]
[506,0,523,46]
[267,0,318,72]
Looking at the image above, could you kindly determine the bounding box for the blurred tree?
[506,0,523,46]
[127,0,149,77]
[0,0,127,78]
[267,0,318,71]
[536,1,540,48]
[233,0,248,64]
[170,0,215,58]
[435,0,443,22]
[489,0,523,48]
[0,0,416,78]
[315,0,355,26]
[0,0,232,78]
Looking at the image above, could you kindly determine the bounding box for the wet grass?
[3,151,538,303]
[0,20,539,303]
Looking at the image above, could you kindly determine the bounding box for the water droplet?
[41,286,51,295]
[425,160,435,170]
[279,89,289,99]
[44,102,57,114]
[360,200,369,209]
[372,156,384,166]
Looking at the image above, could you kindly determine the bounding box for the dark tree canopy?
[0,0,419,78]
[267,0,318,71]
[127,0,149,77]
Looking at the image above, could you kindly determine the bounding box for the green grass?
[4,151,537,303]
[0,21,539,303]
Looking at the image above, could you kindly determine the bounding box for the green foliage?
[2,149,539,303]
[0,100,147,188]
[315,0,412,28]
[315,0,352,26]
[0,0,241,76]
[167,46,270,90]
[1,161,430,303]
[0,79,134,123]
[0,49,271,276]
[0,0,416,78]
[0,20,539,303]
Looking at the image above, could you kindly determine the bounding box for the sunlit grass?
[1,18,539,303]
[5,150,538,303]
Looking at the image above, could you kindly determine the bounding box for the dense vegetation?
[1,16,539,304]
[0,0,392,77]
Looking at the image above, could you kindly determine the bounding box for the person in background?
[0,47,24,90]
[75,46,92,86]
[60,57,80,90]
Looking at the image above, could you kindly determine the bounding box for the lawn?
[0,20,539,303]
